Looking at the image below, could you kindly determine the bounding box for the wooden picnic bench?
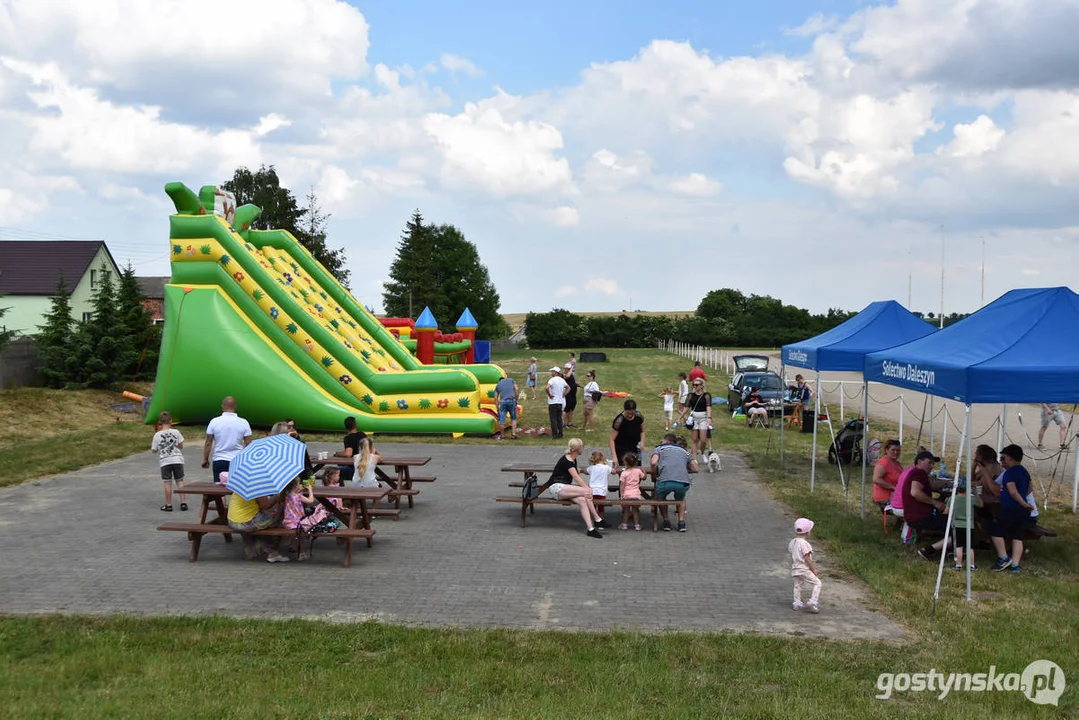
[494,495,684,531]
[311,454,433,511]
[157,482,387,567]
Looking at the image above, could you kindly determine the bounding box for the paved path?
[0,442,905,640]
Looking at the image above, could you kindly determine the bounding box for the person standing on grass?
[789,518,821,613]
[688,361,706,384]
[581,370,602,432]
[650,432,697,532]
[536,438,610,538]
[562,362,579,428]
[610,399,646,469]
[526,357,538,400]
[990,445,1035,574]
[677,372,689,416]
[494,375,520,439]
[201,396,252,482]
[659,386,675,430]
[546,366,569,438]
[151,411,187,512]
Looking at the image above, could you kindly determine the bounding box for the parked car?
[732,354,770,373]
[728,370,786,417]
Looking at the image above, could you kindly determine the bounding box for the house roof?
[0,240,119,295]
[136,276,170,299]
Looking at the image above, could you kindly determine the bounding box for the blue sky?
[2,0,1078,319]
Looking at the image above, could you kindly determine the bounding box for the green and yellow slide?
[145,182,504,434]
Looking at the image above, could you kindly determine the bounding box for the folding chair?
[749,412,768,429]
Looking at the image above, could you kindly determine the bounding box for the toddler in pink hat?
[789,518,822,613]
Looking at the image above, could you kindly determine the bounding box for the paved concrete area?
[0,442,905,640]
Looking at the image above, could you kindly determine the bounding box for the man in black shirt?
[333,416,366,483]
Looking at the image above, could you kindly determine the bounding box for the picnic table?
[157,482,388,567]
[497,463,686,531]
[311,454,435,511]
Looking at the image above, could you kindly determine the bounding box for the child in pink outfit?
[789,517,822,613]
[618,452,646,531]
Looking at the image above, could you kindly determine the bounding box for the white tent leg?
[999,404,1006,450]
[964,407,974,602]
[810,373,820,492]
[929,396,935,454]
[942,406,949,462]
[860,380,868,518]
[899,393,905,446]
[933,405,970,614]
[780,363,786,464]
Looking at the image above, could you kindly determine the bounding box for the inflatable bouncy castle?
[145,182,503,434]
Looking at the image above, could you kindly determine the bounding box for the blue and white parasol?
[226,434,308,500]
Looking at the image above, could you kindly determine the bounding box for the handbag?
[298,503,331,532]
[591,391,602,402]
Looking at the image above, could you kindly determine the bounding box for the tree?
[67,264,135,388]
[296,187,350,289]
[222,166,350,286]
[115,263,158,378]
[0,294,17,352]
[35,272,77,388]
[383,212,507,339]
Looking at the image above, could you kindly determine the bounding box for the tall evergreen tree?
[116,263,158,377]
[383,213,507,338]
[68,264,135,388]
[35,272,77,388]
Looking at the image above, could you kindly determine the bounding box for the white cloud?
[440,53,483,77]
[584,277,620,296]
[940,115,1004,157]
[784,13,839,37]
[554,285,578,297]
[254,113,291,137]
[552,206,579,226]
[667,173,722,196]
[0,0,370,113]
[423,101,574,197]
[3,59,261,175]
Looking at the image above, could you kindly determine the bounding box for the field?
[0,349,1076,718]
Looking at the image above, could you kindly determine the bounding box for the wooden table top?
[309,455,431,468]
[179,482,388,501]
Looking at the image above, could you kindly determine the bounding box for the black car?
[728,371,786,417]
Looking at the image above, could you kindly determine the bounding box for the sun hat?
[794,518,814,535]
[549,366,562,373]
[564,362,573,369]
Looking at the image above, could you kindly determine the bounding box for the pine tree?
[115,264,158,377]
[35,272,77,388]
[68,264,135,388]
[0,294,17,352]
[296,187,350,288]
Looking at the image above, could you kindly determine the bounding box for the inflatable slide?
[145,182,504,433]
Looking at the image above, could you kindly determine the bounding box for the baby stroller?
[828,418,864,466]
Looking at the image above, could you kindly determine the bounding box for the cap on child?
[794,518,814,534]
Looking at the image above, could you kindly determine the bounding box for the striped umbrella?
[226,434,308,500]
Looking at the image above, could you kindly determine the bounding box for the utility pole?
[980,236,985,308]
[939,223,945,329]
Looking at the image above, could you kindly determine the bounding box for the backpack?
[522,473,541,502]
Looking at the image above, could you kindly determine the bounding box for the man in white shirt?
[546,367,569,439]
[201,396,253,481]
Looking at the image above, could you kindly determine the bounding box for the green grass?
[1,348,1077,717]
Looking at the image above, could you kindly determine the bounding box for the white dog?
[707,451,721,473]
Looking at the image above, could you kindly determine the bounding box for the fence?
[0,337,40,388]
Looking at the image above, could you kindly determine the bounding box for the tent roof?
[864,287,1079,404]
[782,300,935,371]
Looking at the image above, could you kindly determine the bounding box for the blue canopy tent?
[864,287,1079,603]
[781,300,936,498]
